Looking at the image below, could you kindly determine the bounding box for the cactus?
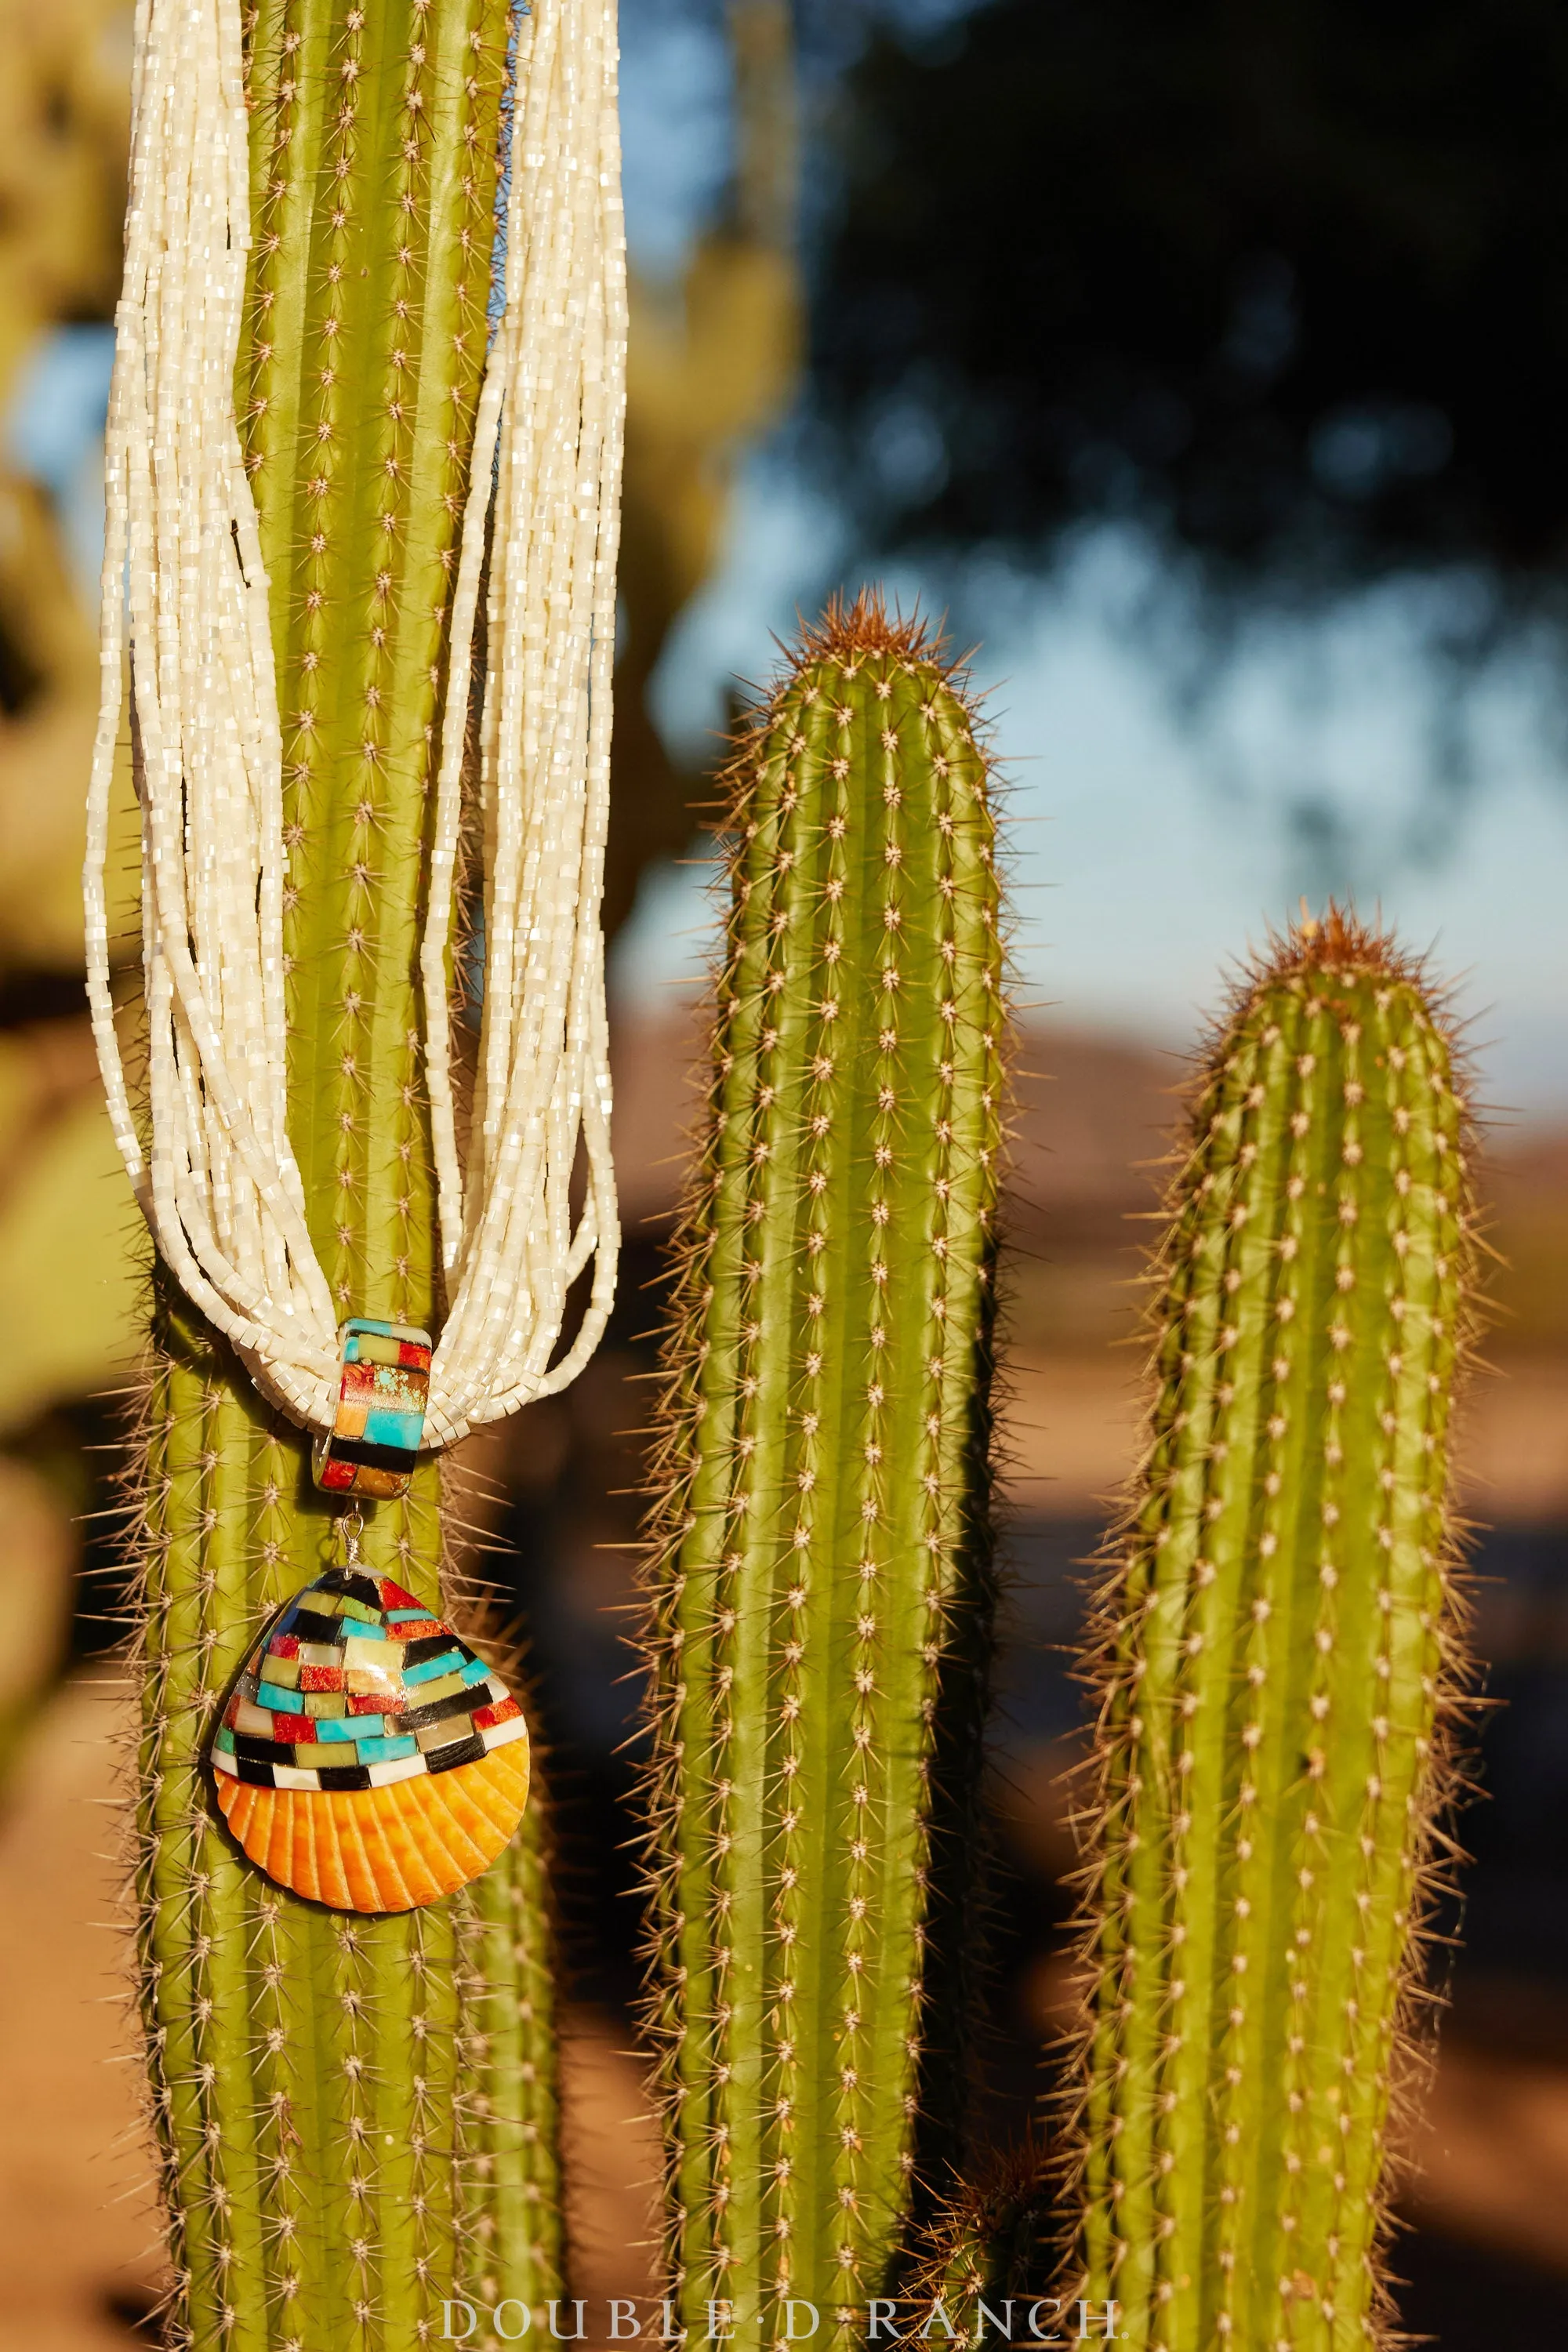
[129,2,565,2344]
[639,597,1008,2345]
[900,2140,1056,2346]
[1071,910,1475,2350]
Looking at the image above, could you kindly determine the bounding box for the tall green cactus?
[131,4,564,2345]
[1073,912,1475,2350]
[639,597,1008,2345]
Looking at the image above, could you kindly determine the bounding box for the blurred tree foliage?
[0,0,139,1765]
[0,0,130,982]
[812,0,1568,607]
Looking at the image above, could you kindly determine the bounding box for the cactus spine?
[1074,913,1474,2350]
[641,599,1007,2344]
[132,2,564,2343]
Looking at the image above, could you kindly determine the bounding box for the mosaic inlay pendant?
[207,1564,529,1912]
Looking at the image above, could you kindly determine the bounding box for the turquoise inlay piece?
[387,1607,434,1624]
[342,1618,390,1642]
[343,1319,407,1363]
[403,1648,466,1686]
[256,1682,303,1714]
[318,1715,379,1742]
[459,1657,492,1687]
[364,1404,422,1450]
[358,1733,420,1762]
[213,1726,236,1755]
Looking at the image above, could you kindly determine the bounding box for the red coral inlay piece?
[472,1697,521,1731]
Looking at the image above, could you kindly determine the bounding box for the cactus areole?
[641,598,1010,2345]
[1074,911,1476,2352]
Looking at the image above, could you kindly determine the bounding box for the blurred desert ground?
[9,1011,1568,2348]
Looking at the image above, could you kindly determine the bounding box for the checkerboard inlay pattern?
[211,1567,528,1793]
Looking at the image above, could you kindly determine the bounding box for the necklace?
[82,0,625,1461]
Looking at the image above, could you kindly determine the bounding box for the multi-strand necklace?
[83,0,625,1904]
[84,0,625,1463]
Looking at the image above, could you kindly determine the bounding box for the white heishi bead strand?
[85,0,626,1449]
[420,0,624,1446]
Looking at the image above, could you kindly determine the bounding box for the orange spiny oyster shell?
[206,1565,529,1912]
